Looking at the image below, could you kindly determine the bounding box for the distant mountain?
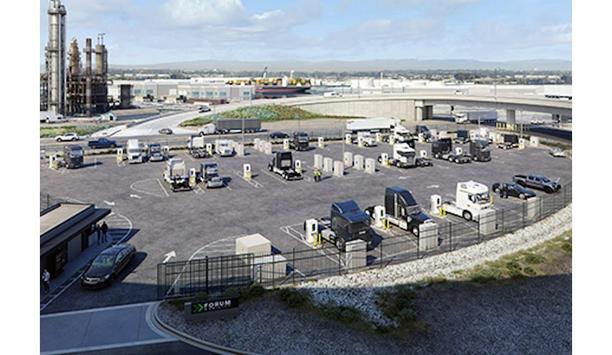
[109,58,572,72]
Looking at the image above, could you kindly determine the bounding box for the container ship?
[226,68,311,96]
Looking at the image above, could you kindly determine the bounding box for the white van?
[40,111,67,123]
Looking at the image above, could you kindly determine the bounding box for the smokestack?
[85,37,92,116]
[68,39,80,78]
[95,33,106,77]
[47,0,67,115]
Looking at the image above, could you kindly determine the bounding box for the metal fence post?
[205,256,209,294]
[292,248,295,285]
[338,249,342,275]
[448,222,452,252]
[522,202,526,228]
[380,240,383,268]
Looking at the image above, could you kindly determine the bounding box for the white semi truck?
[346,117,401,133]
[356,131,377,147]
[442,181,493,221]
[214,139,234,157]
[380,143,432,168]
[126,139,146,163]
[163,158,191,191]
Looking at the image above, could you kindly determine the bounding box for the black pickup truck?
[512,174,561,193]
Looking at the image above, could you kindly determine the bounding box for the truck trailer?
[198,118,261,135]
[346,117,400,133]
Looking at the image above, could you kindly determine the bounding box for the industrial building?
[42,0,110,116]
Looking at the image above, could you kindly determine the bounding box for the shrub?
[523,253,546,265]
[277,288,310,308]
[469,267,501,283]
[241,284,266,301]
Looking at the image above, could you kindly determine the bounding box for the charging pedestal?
[418,133,425,143]
[243,163,252,181]
[375,133,382,143]
[318,137,325,149]
[305,219,319,247]
[116,148,124,163]
[420,150,428,158]
[389,135,395,145]
[49,154,56,169]
[357,136,364,147]
[374,206,386,228]
[345,134,352,144]
[455,147,463,156]
[206,143,213,156]
[381,153,389,166]
[518,138,526,150]
[189,168,197,188]
[430,194,442,215]
[283,139,290,151]
[295,160,302,174]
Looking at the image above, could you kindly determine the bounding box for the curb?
[151,301,258,355]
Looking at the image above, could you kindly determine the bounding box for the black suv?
[81,244,136,289]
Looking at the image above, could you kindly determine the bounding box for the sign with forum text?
[185,297,240,320]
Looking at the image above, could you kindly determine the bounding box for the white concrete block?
[264,142,273,155]
[235,143,245,157]
[314,154,323,169]
[253,254,287,282]
[478,209,497,235]
[526,197,541,220]
[343,152,353,168]
[364,158,376,174]
[530,136,540,148]
[323,157,333,173]
[333,161,344,177]
[419,223,438,251]
[353,155,364,170]
[235,233,271,257]
[318,137,325,148]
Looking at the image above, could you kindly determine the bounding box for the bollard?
[305,219,318,246]
[345,134,352,144]
[318,137,325,149]
[430,195,441,215]
[364,158,376,174]
[323,157,333,173]
[189,168,197,188]
[529,136,540,148]
[343,152,353,168]
[283,139,290,151]
[314,154,323,169]
[264,142,273,155]
[116,148,124,163]
[333,161,344,177]
[206,143,213,156]
[243,163,252,181]
[380,152,389,166]
[235,143,245,157]
[353,155,364,170]
[295,160,302,174]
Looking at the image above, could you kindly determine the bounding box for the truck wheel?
[519,193,526,200]
[411,226,419,236]
[462,210,472,221]
[335,238,345,251]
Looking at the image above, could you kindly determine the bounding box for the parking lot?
[40,136,572,313]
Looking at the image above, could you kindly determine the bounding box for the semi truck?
[356,131,377,147]
[199,162,224,188]
[290,132,310,151]
[346,117,400,133]
[163,158,191,192]
[126,139,146,163]
[63,145,84,169]
[148,143,167,162]
[214,139,234,157]
[469,140,491,162]
[431,138,471,163]
[379,186,434,236]
[198,118,261,135]
[380,143,432,168]
[454,129,470,144]
[415,125,433,142]
[442,181,493,221]
[497,134,519,150]
[309,200,373,251]
[187,135,209,158]
[268,152,302,180]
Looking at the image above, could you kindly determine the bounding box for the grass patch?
[40,124,112,138]
[178,116,213,127]
[217,104,361,121]
[462,230,572,283]
[376,285,427,335]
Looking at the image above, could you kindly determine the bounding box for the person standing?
[42,269,50,294]
[96,224,101,245]
[101,221,109,243]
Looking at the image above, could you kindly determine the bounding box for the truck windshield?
[69,149,83,157]
[348,221,370,236]
[128,148,140,155]
[150,145,161,153]
[397,151,415,158]
[470,193,490,204]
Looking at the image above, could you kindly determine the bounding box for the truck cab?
[63,145,84,169]
[384,186,433,236]
[163,158,190,191]
[148,143,166,162]
[392,126,413,144]
[329,200,372,251]
[357,132,377,147]
[454,129,470,144]
[392,143,417,168]
[199,162,224,188]
[415,125,433,142]
[126,139,146,163]
[498,134,519,150]
[431,138,452,159]
[469,139,491,162]
[291,132,309,151]
[214,139,234,157]
[268,152,302,180]
[443,181,492,221]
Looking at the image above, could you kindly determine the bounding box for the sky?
[39,0,572,66]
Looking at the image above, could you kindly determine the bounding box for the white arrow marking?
[103,200,115,206]
[426,184,440,189]
[398,176,410,180]
[163,251,176,263]
[130,194,142,199]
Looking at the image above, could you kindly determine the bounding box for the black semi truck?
[268,152,302,180]
[291,132,310,151]
[469,140,491,162]
[383,186,433,236]
[63,145,84,169]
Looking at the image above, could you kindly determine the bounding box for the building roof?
[40,203,90,236]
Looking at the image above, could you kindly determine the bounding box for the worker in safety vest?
[313,168,322,182]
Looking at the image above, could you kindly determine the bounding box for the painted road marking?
[261,169,289,185]
[130,178,166,198]
[156,178,170,197]
[233,171,263,189]
[279,224,342,267]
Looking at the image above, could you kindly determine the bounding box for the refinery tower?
[46,0,67,115]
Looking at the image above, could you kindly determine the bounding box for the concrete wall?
[296,99,417,121]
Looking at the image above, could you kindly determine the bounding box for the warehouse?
[40,203,111,278]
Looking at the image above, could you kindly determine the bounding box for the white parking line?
[130,179,165,198]
[279,224,341,266]
[156,178,170,197]
[233,171,263,188]
[261,169,288,185]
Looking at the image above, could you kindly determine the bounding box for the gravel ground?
[157,206,571,354]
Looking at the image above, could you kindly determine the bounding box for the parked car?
[81,244,136,289]
[549,147,567,158]
[513,174,561,193]
[88,137,118,149]
[159,128,173,135]
[492,182,536,200]
[198,105,211,113]
[269,131,290,140]
[55,132,80,142]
